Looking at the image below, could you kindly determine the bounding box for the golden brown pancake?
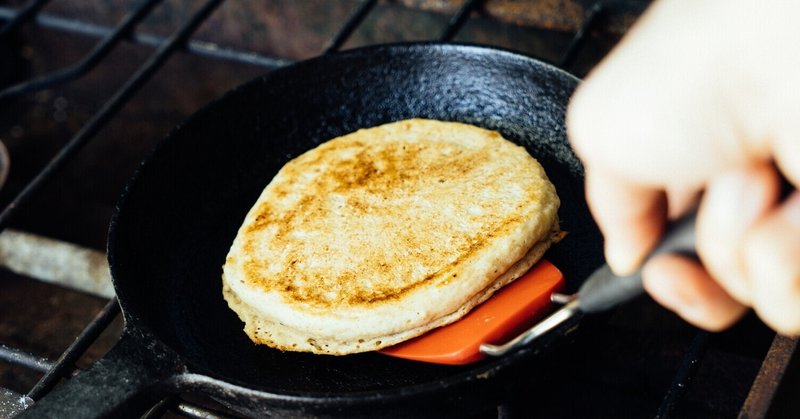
[222,118,560,355]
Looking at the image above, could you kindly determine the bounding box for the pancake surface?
[222,118,560,354]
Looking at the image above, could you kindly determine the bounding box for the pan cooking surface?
[108,43,602,397]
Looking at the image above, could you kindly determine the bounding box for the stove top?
[0,1,797,418]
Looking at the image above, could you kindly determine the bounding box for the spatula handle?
[481,210,699,358]
[578,210,698,313]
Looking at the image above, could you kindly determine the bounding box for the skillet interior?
[107,43,602,397]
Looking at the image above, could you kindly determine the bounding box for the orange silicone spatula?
[379,260,564,365]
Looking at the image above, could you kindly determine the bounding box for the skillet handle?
[18,331,182,419]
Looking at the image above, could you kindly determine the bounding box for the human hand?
[566,0,800,335]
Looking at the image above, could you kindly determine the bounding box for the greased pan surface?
[27,43,603,418]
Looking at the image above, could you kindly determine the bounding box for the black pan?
[22,43,603,418]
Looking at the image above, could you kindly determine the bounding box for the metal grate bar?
[439,0,484,42]
[0,0,225,235]
[0,0,164,101]
[0,7,292,70]
[0,0,50,38]
[739,335,799,418]
[183,39,293,68]
[323,0,378,54]
[0,345,53,374]
[26,297,120,400]
[655,331,710,418]
[558,1,605,70]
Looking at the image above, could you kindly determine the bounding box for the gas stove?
[0,1,797,418]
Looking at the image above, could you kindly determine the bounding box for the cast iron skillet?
[23,43,603,418]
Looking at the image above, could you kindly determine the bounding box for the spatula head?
[380,260,564,365]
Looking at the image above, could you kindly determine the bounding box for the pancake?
[222,118,561,355]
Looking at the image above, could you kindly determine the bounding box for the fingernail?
[605,237,640,275]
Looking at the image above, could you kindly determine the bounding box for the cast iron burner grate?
[0,0,796,417]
